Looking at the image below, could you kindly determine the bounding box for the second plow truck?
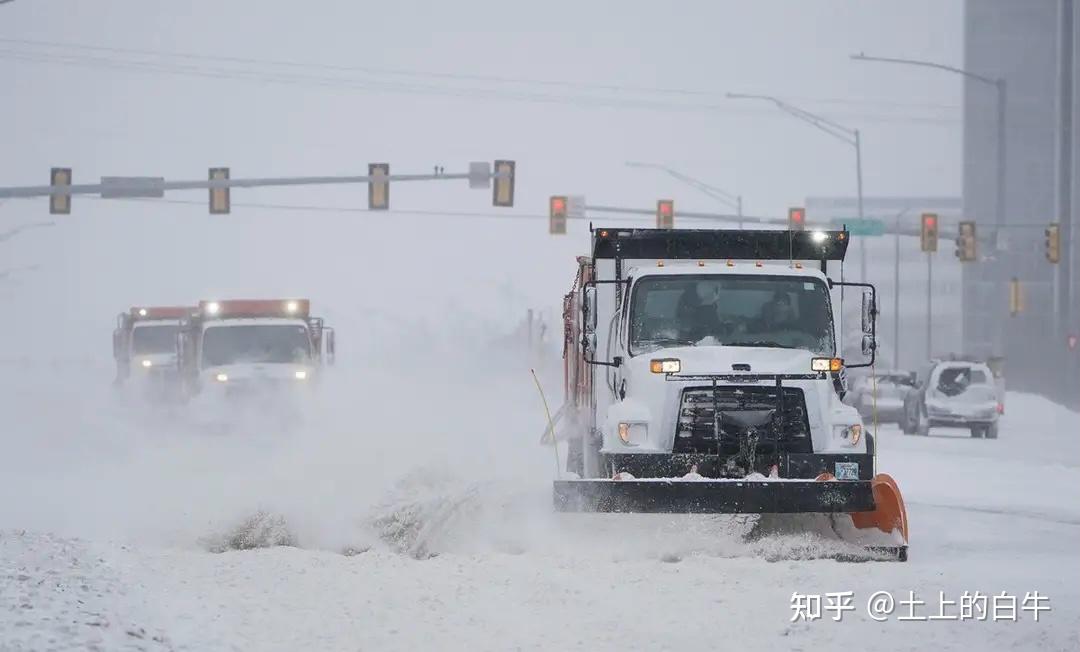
[177,299,335,403]
[555,227,909,560]
[113,305,191,399]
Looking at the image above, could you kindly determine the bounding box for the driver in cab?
[753,292,799,333]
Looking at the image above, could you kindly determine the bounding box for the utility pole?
[727,93,867,280]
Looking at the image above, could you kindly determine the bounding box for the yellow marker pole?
[531,368,561,479]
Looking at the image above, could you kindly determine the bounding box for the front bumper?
[926,403,997,426]
[605,452,875,481]
[553,477,875,514]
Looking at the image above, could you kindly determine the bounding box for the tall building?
[963,0,1078,398]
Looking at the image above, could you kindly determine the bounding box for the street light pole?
[726,93,867,279]
[851,52,1008,361]
[624,161,744,226]
[855,129,866,282]
[850,52,1006,230]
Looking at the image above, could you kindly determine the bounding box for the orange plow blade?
[851,473,909,543]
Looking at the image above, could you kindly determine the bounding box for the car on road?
[846,370,917,424]
[901,359,1001,439]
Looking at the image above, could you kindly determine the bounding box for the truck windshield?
[629,274,835,356]
[132,324,179,355]
[201,324,312,367]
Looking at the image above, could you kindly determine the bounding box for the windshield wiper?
[638,337,694,348]
[724,340,791,348]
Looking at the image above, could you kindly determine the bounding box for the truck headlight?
[294,370,308,380]
[649,358,681,374]
[834,424,862,446]
[141,359,153,368]
[215,373,228,383]
[812,357,843,372]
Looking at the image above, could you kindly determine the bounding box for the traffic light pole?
[926,251,934,360]
[892,208,912,370]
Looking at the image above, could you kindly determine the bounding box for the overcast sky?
[2,1,964,212]
[0,1,965,356]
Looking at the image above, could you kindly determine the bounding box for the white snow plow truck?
[555,227,909,560]
[177,299,335,401]
[112,305,190,393]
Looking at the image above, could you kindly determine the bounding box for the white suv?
[901,360,1001,439]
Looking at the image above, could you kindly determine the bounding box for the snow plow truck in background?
[113,306,191,397]
[554,227,909,560]
[177,299,335,402]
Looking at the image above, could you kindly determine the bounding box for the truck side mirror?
[112,329,122,360]
[861,334,876,357]
[325,328,336,366]
[583,285,597,335]
[861,290,875,335]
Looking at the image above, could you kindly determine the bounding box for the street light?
[625,161,743,222]
[850,52,1006,231]
[852,51,1009,362]
[726,92,865,279]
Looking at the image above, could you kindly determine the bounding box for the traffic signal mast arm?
[1,166,513,199]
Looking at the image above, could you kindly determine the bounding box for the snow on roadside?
[0,531,171,651]
[3,519,1077,652]
[876,391,1080,525]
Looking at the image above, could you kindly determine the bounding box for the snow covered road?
[2,361,1077,651]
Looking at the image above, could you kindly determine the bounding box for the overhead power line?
[0,37,961,111]
[0,40,960,126]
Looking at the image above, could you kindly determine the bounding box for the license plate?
[834,462,859,480]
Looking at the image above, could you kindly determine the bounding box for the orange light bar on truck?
[198,299,310,319]
[129,306,191,320]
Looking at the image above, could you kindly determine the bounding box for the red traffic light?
[788,207,806,231]
[551,197,566,213]
[658,200,673,217]
[923,215,937,228]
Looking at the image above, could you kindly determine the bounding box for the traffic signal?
[368,163,389,210]
[787,207,806,231]
[492,160,515,207]
[549,195,568,235]
[1045,223,1060,263]
[955,220,977,262]
[920,213,939,252]
[49,167,72,215]
[1009,277,1023,316]
[208,167,230,215]
[656,199,674,229]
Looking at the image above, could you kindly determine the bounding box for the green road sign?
[829,217,886,236]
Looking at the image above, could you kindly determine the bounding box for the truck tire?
[969,425,984,438]
[986,423,999,439]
